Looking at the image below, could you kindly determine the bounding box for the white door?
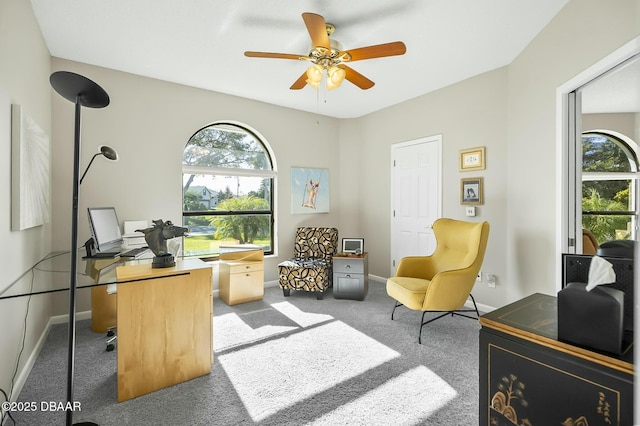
[390,135,442,276]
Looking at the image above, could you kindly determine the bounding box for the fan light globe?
[326,66,346,90]
[305,64,323,88]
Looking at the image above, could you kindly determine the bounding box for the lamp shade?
[79,144,119,184]
[99,144,119,161]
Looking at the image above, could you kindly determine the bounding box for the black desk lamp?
[50,71,110,426]
[79,145,119,185]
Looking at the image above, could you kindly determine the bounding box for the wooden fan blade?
[343,65,375,90]
[290,71,308,90]
[302,12,329,49]
[344,41,407,62]
[244,51,303,60]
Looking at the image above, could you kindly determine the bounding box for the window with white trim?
[582,131,639,243]
[182,122,275,258]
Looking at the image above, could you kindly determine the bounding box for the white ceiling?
[29,0,583,119]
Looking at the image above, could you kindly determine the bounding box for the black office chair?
[106,326,117,351]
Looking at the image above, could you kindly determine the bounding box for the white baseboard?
[10,310,92,403]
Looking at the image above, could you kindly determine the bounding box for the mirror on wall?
[576,54,640,255]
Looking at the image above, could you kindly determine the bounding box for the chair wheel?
[106,344,115,352]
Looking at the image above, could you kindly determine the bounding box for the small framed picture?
[341,238,364,254]
[459,146,486,171]
[461,177,483,205]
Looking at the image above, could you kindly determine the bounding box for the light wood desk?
[115,258,213,402]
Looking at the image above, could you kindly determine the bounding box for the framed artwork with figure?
[291,167,329,214]
[461,177,483,205]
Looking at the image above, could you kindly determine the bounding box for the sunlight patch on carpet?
[218,320,400,421]
[271,301,334,327]
[214,312,298,351]
[306,365,458,425]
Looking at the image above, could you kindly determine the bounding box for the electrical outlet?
[487,274,496,288]
[476,271,482,282]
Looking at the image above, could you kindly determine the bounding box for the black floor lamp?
[49,71,110,426]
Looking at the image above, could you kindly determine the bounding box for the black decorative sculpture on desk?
[136,219,189,268]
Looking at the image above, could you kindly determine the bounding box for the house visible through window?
[582,131,639,244]
[182,122,276,258]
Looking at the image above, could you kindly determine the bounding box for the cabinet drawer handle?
[245,266,251,269]
[346,265,351,268]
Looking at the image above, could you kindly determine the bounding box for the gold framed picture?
[459,146,486,171]
[461,177,483,205]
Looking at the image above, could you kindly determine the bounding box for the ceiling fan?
[244,12,407,91]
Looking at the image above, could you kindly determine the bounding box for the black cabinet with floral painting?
[479,293,633,426]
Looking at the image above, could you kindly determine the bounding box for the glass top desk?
[1,251,214,404]
[0,250,157,300]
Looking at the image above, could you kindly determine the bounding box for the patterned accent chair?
[278,227,339,300]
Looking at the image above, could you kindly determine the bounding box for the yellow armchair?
[386,218,490,343]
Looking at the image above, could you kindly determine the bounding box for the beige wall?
[0,0,53,403]
[583,113,637,140]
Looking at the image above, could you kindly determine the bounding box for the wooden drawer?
[333,258,364,274]
[227,261,263,275]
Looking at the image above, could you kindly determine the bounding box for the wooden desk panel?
[116,259,213,402]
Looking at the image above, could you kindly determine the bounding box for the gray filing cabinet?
[333,252,368,300]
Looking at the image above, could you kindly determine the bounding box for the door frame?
[390,134,443,276]
[556,36,640,291]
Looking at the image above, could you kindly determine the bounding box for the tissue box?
[558,282,624,355]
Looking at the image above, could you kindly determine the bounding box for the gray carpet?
[13,281,479,425]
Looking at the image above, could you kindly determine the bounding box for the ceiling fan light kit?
[244,12,406,91]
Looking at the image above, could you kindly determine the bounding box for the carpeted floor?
[13,280,480,425]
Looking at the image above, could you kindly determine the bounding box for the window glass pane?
[183,124,271,170]
[582,179,633,212]
[183,174,272,212]
[183,214,272,257]
[582,133,633,173]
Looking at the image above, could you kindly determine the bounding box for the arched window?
[582,130,639,244]
[182,122,276,258]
